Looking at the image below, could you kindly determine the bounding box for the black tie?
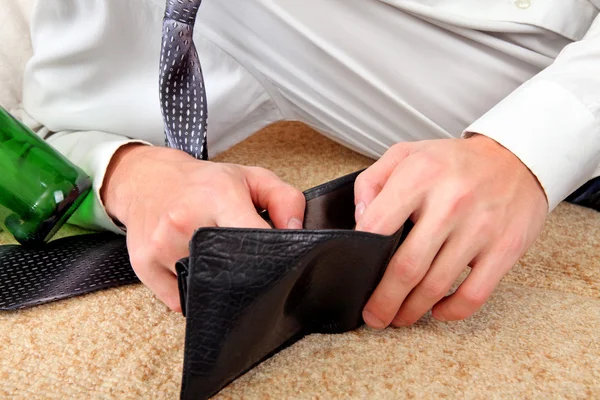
[159,0,208,160]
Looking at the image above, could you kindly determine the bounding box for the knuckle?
[413,152,438,168]
[428,211,453,234]
[357,213,380,232]
[421,279,449,300]
[259,167,279,180]
[390,253,423,285]
[459,287,488,310]
[355,172,383,194]
[248,166,280,182]
[148,228,167,253]
[389,142,410,157]
[354,172,369,190]
[409,154,443,185]
[285,186,305,203]
[448,187,474,211]
[164,205,192,233]
[129,250,151,274]
[247,165,268,174]
[473,212,495,236]
[497,234,526,256]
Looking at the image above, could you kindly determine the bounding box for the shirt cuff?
[68,138,152,234]
[464,79,600,211]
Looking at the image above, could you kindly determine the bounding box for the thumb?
[354,143,414,221]
[243,166,306,230]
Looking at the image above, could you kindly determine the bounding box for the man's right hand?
[101,145,306,311]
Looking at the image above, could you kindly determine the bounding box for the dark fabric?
[566,176,600,212]
[0,233,137,310]
[160,0,208,160]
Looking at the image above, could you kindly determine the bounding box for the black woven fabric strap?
[0,233,137,310]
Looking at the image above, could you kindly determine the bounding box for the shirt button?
[515,0,531,9]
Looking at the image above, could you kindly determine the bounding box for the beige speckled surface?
[1,122,599,399]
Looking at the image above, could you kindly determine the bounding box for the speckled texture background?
[1,122,599,399]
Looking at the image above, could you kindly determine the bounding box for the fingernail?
[355,202,366,222]
[287,218,303,230]
[362,310,386,330]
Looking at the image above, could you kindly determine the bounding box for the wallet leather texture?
[176,170,411,400]
[0,233,136,310]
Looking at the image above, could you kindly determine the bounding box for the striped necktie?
[159,0,208,160]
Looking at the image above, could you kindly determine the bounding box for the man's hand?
[355,135,548,328]
[101,145,305,311]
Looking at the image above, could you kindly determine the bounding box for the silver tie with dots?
[160,0,208,160]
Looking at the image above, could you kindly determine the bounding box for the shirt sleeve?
[12,108,151,234]
[464,14,600,211]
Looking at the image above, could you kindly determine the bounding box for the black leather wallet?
[176,170,410,400]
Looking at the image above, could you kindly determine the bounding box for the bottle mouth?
[8,176,92,247]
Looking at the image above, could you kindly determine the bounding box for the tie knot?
[165,0,202,25]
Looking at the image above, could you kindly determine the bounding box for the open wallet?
[176,170,411,399]
[0,170,411,399]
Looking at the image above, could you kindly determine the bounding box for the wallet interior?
[260,169,360,230]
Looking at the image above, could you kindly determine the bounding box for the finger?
[127,230,185,312]
[362,205,454,329]
[144,267,182,312]
[391,231,483,326]
[130,255,182,312]
[149,209,207,274]
[214,188,273,230]
[355,157,426,236]
[431,241,522,321]
[354,143,414,221]
[244,167,306,229]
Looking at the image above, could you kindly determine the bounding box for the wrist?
[466,133,549,209]
[101,143,151,226]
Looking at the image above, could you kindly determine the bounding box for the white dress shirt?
[20,0,600,232]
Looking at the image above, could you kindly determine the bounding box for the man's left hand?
[354,134,548,328]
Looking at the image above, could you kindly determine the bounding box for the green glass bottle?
[0,107,91,246]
